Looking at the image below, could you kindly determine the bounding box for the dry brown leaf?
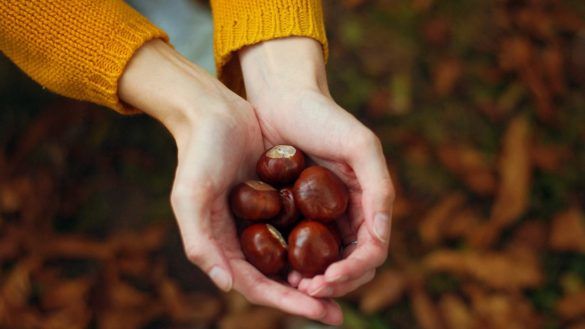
[43,304,91,329]
[419,193,466,245]
[219,307,285,329]
[438,294,475,329]
[531,143,570,172]
[108,281,150,308]
[98,306,162,329]
[509,220,548,252]
[41,278,92,310]
[410,285,445,329]
[0,177,33,213]
[159,278,221,324]
[433,57,462,96]
[470,290,541,329]
[568,321,585,329]
[549,207,585,253]
[111,225,167,254]
[443,208,482,241]
[437,145,496,196]
[0,258,38,309]
[489,115,531,241]
[45,235,111,260]
[499,37,533,71]
[423,250,542,290]
[542,46,565,95]
[557,291,585,320]
[359,269,406,314]
[116,253,151,277]
[423,17,450,47]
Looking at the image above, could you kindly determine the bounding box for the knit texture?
[210,0,328,95]
[0,0,168,114]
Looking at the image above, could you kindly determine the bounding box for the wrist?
[118,39,231,137]
[239,37,330,103]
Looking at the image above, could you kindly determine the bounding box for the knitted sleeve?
[0,0,168,114]
[210,0,328,94]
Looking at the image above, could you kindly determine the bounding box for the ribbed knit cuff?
[84,15,169,114]
[211,0,328,94]
[0,0,169,114]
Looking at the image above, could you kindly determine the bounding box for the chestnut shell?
[288,220,340,277]
[293,166,349,222]
[229,181,281,221]
[240,224,287,275]
[256,145,305,186]
[270,188,299,229]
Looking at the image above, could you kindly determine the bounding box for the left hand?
[239,37,395,298]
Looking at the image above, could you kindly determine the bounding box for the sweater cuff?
[211,0,328,94]
[89,18,169,114]
[0,0,168,114]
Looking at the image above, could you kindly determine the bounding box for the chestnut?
[293,166,349,222]
[288,220,340,277]
[256,145,305,186]
[229,181,281,221]
[240,224,288,275]
[270,188,299,229]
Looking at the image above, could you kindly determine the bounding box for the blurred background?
[1,0,584,328]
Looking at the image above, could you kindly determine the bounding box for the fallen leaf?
[438,294,475,329]
[419,194,466,245]
[549,207,585,253]
[45,235,111,260]
[437,144,496,196]
[159,278,221,324]
[359,269,407,314]
[219,307,285,329]
[41,278,93,310]
[443,208,482,241]
[471,290,541,329]
[423,250,542,290]
[433,57,462,96]
[410,284,445,329]
[557,291,585,320]
[509,220,548,252]
[489,115,531,242]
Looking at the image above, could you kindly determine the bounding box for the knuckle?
[170,180,214,208]
[184,243,205,265]
[353,130,380,151]
[372,248,389,267]
[379,177,396,203]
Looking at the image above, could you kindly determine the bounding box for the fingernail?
[209,266,232,292]
[373,212,390,242]
[310,285,333,297]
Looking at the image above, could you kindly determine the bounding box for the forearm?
[0,0,167,113]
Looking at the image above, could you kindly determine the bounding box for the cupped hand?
[240,37,395,298]
[118,39,342,325]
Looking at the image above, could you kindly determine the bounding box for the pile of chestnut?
[229,145,349,277]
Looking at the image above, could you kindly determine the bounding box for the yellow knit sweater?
[0,0,327,114]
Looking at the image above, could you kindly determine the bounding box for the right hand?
[118,39,343,325]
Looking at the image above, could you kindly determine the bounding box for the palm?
[170,107,343,323]
[252,90,392,296]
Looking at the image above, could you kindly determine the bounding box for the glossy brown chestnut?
[288,220,340,277]
[229,181,281,221]
[293,166,349,222]
[256,145,305,186]
[270,188,299,229]
[240,224,287,275]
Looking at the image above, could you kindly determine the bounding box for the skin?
[239,37,395,298]
[118,36,394,325]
